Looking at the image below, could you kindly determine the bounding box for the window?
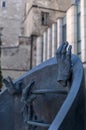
[2,1,6,7]
[62,16,66,42]
[41,12,49,25]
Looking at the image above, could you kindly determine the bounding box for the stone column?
[36,36,43,65]
[81,0,86,62]
[52,22,57,57]
[57,18,62,47]
[43,32,47,61]
[66,4,77,54]
[47,27,52,59]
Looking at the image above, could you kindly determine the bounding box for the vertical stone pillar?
[81,0,86,62]
[36,36,43,65]
[66,4,77,54]
[52,22,57,57]
[43,32,47,61]
[47,27,52,59]
[57,18,62,47]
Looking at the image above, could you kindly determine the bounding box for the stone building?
[24,0,70,37]
[24,0,80,65]
[23,0,71,67]
[23,0,84,66]
[35,0,78,65]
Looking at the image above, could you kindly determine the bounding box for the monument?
[0,42,85,130]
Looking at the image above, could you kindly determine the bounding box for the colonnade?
[66,0,86,62]
[36,19,63,65]
[36,0,86,65]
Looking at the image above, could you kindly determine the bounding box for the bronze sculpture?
[2,42,85,130]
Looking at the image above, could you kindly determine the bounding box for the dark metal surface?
[27,120,50,127]
[0,90,25,130]
[32,88,68,95]
[1,42,85,130]
[49,54,85,130]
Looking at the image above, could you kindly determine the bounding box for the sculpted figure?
[21,42,72,130]
[2,40,85,130]
[3,42,72,130]
[56,42,72,87]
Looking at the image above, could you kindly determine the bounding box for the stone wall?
[1,44,31,80]
[1,34,37,80]
[0,0,25,46]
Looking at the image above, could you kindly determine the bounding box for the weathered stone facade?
[1,36,37,80]
[32,0,84,66]
[0,0,27,80]
[24,0,71,37]
[1,0,86,82]
[1,44,30,79]
[0,0,25,46]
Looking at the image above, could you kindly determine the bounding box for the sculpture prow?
[0,54,85,130]
[14,54,85,130]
